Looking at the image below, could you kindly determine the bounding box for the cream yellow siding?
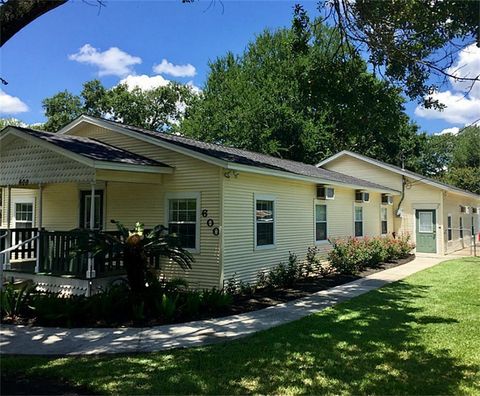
[443,192,480,254]
[222,172,390,284]
[66,124,223,288]
[323,156,403,191]
[1,188,38,227]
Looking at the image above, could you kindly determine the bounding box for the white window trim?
[354,204,364,237]
[380,206,388,236]
[164,192,201,254]
[254,193,276,250]
[314,200,329,245]
[12,196,35,228]
[447,214,453,242]
[459,216,464,240]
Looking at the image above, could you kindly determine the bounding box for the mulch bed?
[224,254,415,315]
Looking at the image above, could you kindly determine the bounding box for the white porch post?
[35,184,43,273]
[86,182,96,280]
[4,186,12,270]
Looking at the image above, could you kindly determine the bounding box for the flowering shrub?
[328,235,415,275]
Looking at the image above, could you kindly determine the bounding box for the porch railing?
[1,228,164,278]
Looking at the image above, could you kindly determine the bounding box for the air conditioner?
[381,194,393,205]
[355,190,370,203]
[473,207,479,214]
[460,205,468,213]
[317,185,335,200]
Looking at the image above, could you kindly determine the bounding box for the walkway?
[0,255,448,356]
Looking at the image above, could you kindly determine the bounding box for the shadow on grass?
[4,277,477,395]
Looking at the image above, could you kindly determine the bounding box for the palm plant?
[74,221,193,294]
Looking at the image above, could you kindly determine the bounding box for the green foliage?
[0,281,35,319]
[200,288,233,313]
[181,13,422,166]
[42,79,196,132]
[328,235,415,275]
[305,246,331,276]
[257,252,303,288]
[322,0,479,108]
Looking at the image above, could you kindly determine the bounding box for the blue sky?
[1,0,479,135]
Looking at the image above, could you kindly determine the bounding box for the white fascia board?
[93,161,173,174]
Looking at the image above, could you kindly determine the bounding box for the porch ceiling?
[0,126,172,186]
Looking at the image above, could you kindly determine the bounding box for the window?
[381,207,388,235]
[354,206,363,237]
[315,204,327,241]
[459,217,464,239]
[167,195,199,251]
[80,190,103,230]
[418,212,434,233]
[0,189,2,227]
[447,215,452,241]
[255,197,275,247]
[14,202,34,229]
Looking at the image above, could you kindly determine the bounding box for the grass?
[2,257,480,395]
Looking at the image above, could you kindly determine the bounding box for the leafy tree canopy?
[321,0,480,109]
[43,79,196,132]
[181,8,424,166]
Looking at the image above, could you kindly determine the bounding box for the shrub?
[328,235,415,275]
[0,281,35,320]
[201,288,233,312]
[257,252,303,288]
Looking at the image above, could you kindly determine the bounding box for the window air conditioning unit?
[381,194,393,205]
[472,207,478,214]
[355,190,370,203]
[317,185,335,200]
[460,205,468,213]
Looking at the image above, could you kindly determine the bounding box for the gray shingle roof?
[90,117,399,192]
[6,126,170,168]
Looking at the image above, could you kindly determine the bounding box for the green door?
[415,209,437,253]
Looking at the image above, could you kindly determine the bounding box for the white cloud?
[153,59,196,77]
[69,44,142,77]
[414,90,480,125]
[119,74,170,91]
[435,126,460,135]
[0,90,29,114]
[447,43,480,99]
[415,44,480,128]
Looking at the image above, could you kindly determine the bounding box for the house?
[318,151,480,256]
[1,116,479,294]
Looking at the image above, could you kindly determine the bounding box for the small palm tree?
[74,221,193,294]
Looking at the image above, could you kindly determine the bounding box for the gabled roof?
[0,126,172,174]
[318,150,480,200]
[59,115,400,194]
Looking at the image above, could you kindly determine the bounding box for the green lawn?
[3,257,480,395]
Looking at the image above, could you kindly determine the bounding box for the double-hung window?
[354,206,363,237]
[381,207,388,235]
[315,204,327,242]
[14,202,34,229]
[255,196,275,248]
[166,193,200,252]
[459,217,464,239]
[447,215,452,241]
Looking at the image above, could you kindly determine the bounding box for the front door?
[415,209,437,253]
[79,190,104,230]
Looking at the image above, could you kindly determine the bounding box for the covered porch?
[0,126,172,294]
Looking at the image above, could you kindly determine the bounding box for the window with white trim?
[167,195,199,250]
[381,207,388,235]
[15,202,34,229]
[447,215,452,241]
[256,198,275,247]
[459,217,464,239]
[354,206,363,237]
[0,189,2,227]
[315,204,327,241]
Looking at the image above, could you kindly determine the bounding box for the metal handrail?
[0,232,7,240]
[0,234,39,256]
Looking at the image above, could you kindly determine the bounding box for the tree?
[321,0,480,109]
[0,117,45,130]
[181,9,424,166]
[43,79,195,132]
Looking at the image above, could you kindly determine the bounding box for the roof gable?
[318,150,480,200]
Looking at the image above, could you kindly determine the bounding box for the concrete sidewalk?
[0,255,447,356]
